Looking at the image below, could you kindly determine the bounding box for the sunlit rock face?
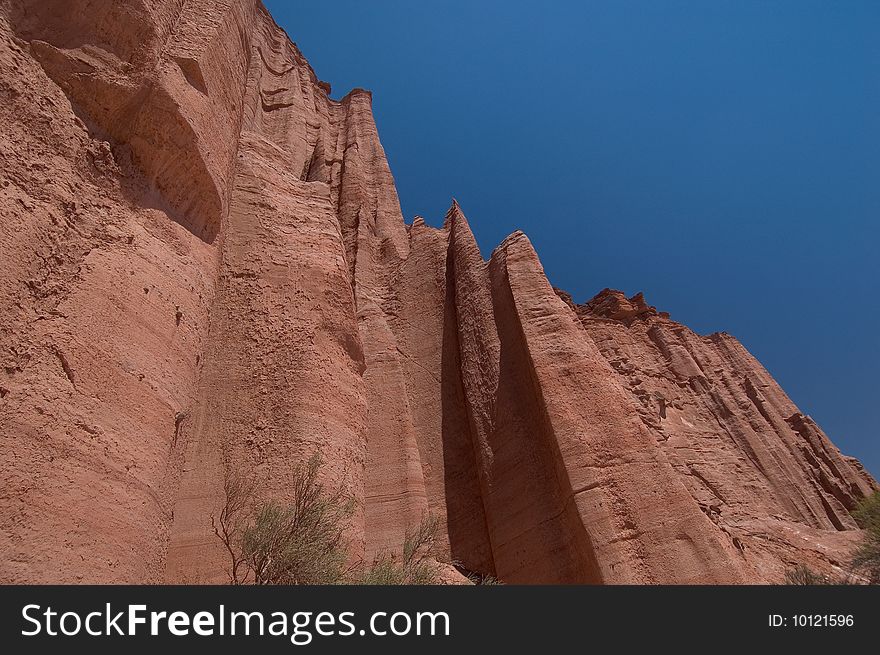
[0,0,874,583]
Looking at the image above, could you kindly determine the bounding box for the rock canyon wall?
[0,0,875,583]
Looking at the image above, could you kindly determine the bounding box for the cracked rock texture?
[0,0,875,583]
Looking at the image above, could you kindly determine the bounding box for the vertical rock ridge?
[1,4,222,581]
[492,233,746,583]
[164,132,367,582]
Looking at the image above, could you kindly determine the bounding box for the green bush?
[213,454,354,585]
[851,492,880,584]
[359,516,441,585]
[212,454,451,585]
[783,565,835,586]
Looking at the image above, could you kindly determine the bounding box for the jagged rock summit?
[0,0,875,584]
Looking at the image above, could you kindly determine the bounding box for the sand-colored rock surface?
[565,289,876,580]
[0,0,875,583]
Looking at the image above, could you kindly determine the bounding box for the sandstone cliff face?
[565,289,877,580]
[0,0,874,583]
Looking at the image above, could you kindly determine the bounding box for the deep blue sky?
[265,0,878,475]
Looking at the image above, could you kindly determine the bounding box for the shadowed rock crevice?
[441,238,496,576]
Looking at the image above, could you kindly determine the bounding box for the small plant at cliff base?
[212,472,254,585]
[212,454,355,585]
[850,491,880,584]
[464,572,502,585]
[359,515,442,585]
[783,565,836,585]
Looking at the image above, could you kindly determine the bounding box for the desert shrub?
[213,454,354,585]
[783,565,835,585]
[852,491,880,532]
[359,515,441,585]
[212,472,253,585]
[213,454,448,585]
[851,492,880,584]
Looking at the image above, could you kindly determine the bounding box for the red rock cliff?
[0,0,875,583]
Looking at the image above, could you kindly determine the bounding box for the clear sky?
[264,0,878,475]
